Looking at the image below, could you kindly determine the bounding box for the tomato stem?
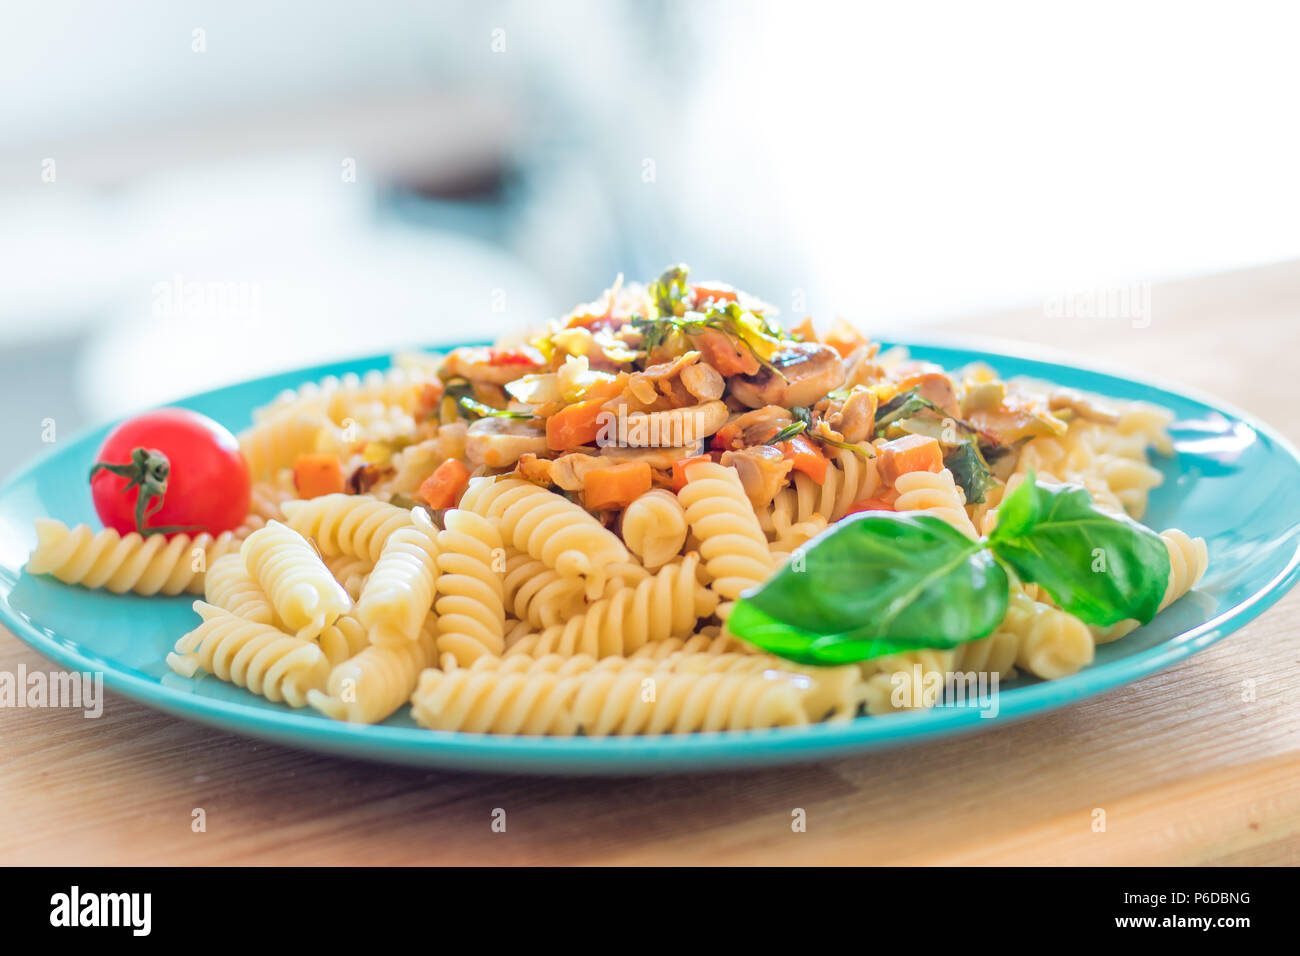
[89,447,197,537]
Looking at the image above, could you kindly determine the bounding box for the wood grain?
[2,260,1298,866]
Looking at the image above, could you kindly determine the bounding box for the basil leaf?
[765,421,807,445]
[943,442,996,505]
[649,264,691,318]
[728,513,1009,665]
[458,397,532,420]
[988,474,1170,627]
[874,389,943,431]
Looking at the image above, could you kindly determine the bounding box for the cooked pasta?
[621,489,689,568]
[241,520,352,640]
[282,494,413,563]
[204,553,278,625]
[504,553,718,659]
[167,602,330,707]
[678,462,774,609]
[27,519,239,596]
[307,618,438,723]
[432,509,507,667]
[892,468,978,537]
[33,265,1216,737]
[460,477,628,598]
[357,506,440,644]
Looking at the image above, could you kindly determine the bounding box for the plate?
[2,337,1298,774]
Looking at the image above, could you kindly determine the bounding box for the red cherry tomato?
[89,408,250,538]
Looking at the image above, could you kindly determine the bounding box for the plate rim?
[2,334,1298,774]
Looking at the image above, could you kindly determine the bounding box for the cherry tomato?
[89,408,250,537]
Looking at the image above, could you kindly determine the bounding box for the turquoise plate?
[2,337,1298,774]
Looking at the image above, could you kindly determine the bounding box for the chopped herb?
[765,421,808,445]
[457,397,533,420]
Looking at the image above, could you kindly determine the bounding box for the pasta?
[504,553,718,659]
[460,477,628,598]
[27,519,239,596]
[432,509,507,667]
[678,462,774,610]
[307,618,438,723]
[892,468,979,537]
[204,553,278,625]
[167,602,330,707]
[31,265,1216,737]
[282,494,413,563]
[241,520,352,639]
[357,507,440,644]
[621,489,689,568]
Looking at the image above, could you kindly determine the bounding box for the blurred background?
[3,0,1299,477]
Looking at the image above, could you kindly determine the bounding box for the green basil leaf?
[728,513,1009,665]
[874,389,943,431]
[649,264,691,318]
[943,441,996,505]
[987,474,1170,627]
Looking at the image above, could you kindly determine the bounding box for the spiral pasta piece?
[167,602,330,707]
[241,520,352,640]
[357,507,440,645]
[27,518,239,596]
[995,582,1095,680]
[323,553,373,602]
[621,489,689,569]
[204,553,278,625]
[307,618,438,723]
[238,412,327,481]
[677,462,774,608]
[507,553,717,659]
[760,444,879,536]
[459,477,628,597]
[316,612,371,666]
[572,668,809,735]
[433,509,507,667]
[282,493,414,563]
[410,667,582,735]
[501,553,587,629]
[892,468,978,538]
[858,649,958,715]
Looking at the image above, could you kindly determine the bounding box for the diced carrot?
[844,495,897,517]
[877,434,943,484]
[416,458,472,509]
[292,454,345,499]
[672,454,713,493]
[414,382,445,421]
[583,461,652,511]
[778,434,829,484]
[710,423,741,451]
[545,381,624,451]
[547,399,608,451]
[691,282,739,307]
[691,328,759,377]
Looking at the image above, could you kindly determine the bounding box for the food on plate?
[25,265,1208,734]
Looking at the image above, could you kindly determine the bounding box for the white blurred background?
[3,0,1299,476]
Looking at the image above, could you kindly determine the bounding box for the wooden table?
[3,261,1299,866]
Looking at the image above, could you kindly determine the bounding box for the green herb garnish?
[765,421,807,445]
[727,473,1173,664]
[457,397,533,420]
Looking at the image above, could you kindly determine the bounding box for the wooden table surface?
[3,261,1299,866]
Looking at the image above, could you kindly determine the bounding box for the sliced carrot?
[691,328,759,377]
[710,423,741,451]
[292,454,345,499]
[844,495,897,517]
[583,461,652,511]
[416,458,472,509]
[691,282,739,307]
[672,454,713,493]
[545,380,624,451]
[877,434,943,484]
[778,434,829,484]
